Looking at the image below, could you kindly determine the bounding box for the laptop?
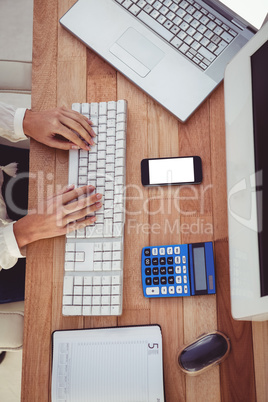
[225,20,268,321]
[60,0,266,122]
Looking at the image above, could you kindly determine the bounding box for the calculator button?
[153,277,159,285]
[146,277,152,285]
[160,257,166,265]
[183,265,187,274]
[152,258,158,265]
[168,276,175,284]
[161,286,167,294]
[182,256,187,264]
[167,247,173,254]
[146,287,160,295]
[152,248,158,256]
[184,285,188,293]
[161,277,167,285]
[169,286,175,294]
[176,276,182,284]
[160,267,166,275]
[145,258,151,266]
[168,267,174,274]
[145,268,151,275]
[174,247,180,254]
[175,266,181,274]
[153,267,159,275]
[167,257,173,264]
[144,248,150,256]
[176,285,182,294]
[183,275,188,283]
[159,248,165,255]
[175,256,181,264]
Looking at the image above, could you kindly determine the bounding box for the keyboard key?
[198,46,216,62]
[221,31,233,43]
[138,10,174,41]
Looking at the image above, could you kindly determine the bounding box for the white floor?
[0,351,22,402]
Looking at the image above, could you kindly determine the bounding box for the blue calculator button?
[146,277,152,285]
[144,248,150,256]
[168,277,175,284]
[146,287,160,296]
[175,256,181,264]
[169,286,175,294]
[176,286,182,294]
[161,287,167,295]
[153,277,159,285]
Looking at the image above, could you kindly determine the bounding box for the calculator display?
[193,246,207,292]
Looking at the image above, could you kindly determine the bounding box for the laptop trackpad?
[110,27,165,77]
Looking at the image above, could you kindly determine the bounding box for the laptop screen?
[219,0,267,30]
[251,39,268,297]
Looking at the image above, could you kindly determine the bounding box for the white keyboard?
[62,100,127,316]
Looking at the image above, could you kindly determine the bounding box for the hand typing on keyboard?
[23,106,96,151]
[13,184,102,249]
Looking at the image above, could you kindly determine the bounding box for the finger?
[60,115,96,146]
[45,184,75,202]
[61,185,96,205]
[53,125,91,151]
[45,136,80,151]
[63,193,103,215]
[63,202,102,225]
[61,107,96,138]
[66,215,97,233]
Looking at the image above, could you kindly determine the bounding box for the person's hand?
[23,106,96,151]
[13,185,102,249]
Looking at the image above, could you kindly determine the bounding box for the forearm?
[13,185,102,249]
[13,216,40,249]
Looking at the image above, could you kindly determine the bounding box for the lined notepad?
[51,325,164,402]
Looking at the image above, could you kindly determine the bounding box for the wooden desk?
[21,1,268,401]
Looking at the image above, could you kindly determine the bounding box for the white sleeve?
[0,102,28,142]
[0,221,26,270]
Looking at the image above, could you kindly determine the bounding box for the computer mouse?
[177,331,230,375]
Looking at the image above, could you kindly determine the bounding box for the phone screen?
[149,157,195,184]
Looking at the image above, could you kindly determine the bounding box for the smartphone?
[141,156,202,187]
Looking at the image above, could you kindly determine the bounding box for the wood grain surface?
[21,1,268,401]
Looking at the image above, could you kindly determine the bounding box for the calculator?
[141,242,216,298]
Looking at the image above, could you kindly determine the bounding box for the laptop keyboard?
[62,100,127,316]
[115,0,238,70]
